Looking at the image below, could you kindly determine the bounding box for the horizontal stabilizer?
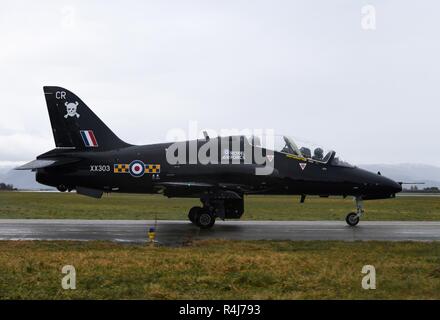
[15,158,81,170]
[15,160,56,170]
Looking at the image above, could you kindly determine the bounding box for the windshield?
[330,156,354,167]
[290,136,334,163]
[248,135,301,156]
[248,134,353,166]
[280,136,301,156]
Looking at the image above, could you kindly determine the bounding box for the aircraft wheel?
[346,212,360,226]
[196,209,216,229]
[188,206,201,225]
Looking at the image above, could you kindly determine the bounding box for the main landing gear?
[345,197,364,227]
[188,194,245,229]
[188,206,216,229]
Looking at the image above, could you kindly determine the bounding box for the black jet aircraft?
[17,86,402,228]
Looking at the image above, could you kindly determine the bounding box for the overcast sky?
[1,1,439,166]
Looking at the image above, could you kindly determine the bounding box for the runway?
[1,219,440,245]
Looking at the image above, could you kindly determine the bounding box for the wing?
[154,181,246,198]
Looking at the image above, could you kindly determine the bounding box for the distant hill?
[0,165,50,190]
[1,163,439,190]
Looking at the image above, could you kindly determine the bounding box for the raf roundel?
[129,160,145,178]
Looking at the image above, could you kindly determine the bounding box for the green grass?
[1,240,440,299]
[1,192,440,221]
[1,193,440,299]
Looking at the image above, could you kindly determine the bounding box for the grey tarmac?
[1,219,440,245]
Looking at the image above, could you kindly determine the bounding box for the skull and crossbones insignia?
[64,101,80,118]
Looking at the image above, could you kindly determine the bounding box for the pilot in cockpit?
[312,147,324,161]
[299,147,311,159]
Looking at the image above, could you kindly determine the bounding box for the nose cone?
[384,177,402,194]
[369,175,402,200]
[354,168,402,199]
[373,175,402,195]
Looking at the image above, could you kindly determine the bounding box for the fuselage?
[35,136,402,200]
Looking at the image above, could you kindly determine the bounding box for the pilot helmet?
[314,147,324,158]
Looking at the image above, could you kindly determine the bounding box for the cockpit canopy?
[248,135,353,167]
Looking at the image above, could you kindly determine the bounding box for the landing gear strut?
[345,197,364,227]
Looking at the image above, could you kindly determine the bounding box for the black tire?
[196,209,216,229]
[188,206,201,224]
[346,212,360,226]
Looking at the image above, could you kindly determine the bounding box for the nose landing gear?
[345,197,364,227]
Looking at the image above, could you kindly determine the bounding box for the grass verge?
[1,192,440,221]
[1,240,440,299]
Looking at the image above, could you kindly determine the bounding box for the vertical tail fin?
[43,86,130,150]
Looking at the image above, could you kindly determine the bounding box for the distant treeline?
[403,186,440,193]
[0,183,15,191]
